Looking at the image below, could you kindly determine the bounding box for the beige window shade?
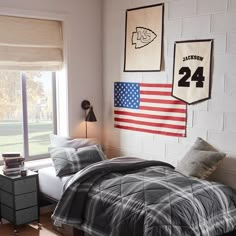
[0,15,63,71]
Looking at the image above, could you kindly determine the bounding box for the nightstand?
[0,170,40,233]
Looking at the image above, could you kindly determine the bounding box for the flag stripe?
[140,83,172,88]
[139,86,173,92]
[114,118,185,130]
[140,103,185,109]
[140,91,171,96]
[115,122,185,134]
[114,110,186,122]
[115,115,185,126]
[114,125,185,137]
[140,106,186,113]
[114,82,187,137]
[140,98,185,105]
[116,107,186,118]
[141,94,182,101]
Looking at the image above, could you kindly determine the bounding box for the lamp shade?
[86,106,97,122]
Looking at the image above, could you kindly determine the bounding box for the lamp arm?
[85,110,88,138]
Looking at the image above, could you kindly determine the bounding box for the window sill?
[0,158,53,171]
[25,158,53,170]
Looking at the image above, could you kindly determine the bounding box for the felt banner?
[124,4,164,72]
[114,82,187,137]
[172,40,213,104]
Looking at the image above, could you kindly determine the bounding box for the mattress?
[38,166,73,202]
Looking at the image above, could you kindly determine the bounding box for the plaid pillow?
[50,145,106,177]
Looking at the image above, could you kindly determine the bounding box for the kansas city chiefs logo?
[132,27,157,49]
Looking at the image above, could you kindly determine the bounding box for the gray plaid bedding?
[52,157,236,236]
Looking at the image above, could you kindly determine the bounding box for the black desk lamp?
[81,100,97,138]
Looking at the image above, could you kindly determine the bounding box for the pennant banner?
[114,82,187,137]
[172,39,213,104]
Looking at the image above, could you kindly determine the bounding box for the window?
[0,71,57,160]
[0,15,63,162]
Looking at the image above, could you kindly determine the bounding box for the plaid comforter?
[52,157,236,236]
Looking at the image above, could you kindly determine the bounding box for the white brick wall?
[141,136,166,158]
[180,127,207,144]
[208,93,236,112]
[224,113,236,132]
[168,0,197,19]
[225,73,236,95]
[165,19,182,36]
[227,32,236,53]
[208,131,236,153]
[194,111,224,130]
[165,142,190,165]
[187,110,193,128]
[187,100,208,111]
[182,16,210,36]
[197,0,228,14]
[211,73,225,96]
[213,54,236,76]
[211,13,236,33]
[102,0,236,181]
[229,0,236,12]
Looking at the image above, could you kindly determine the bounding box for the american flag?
[114,82,187,137]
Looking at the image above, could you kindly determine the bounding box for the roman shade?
[0,15,63,71]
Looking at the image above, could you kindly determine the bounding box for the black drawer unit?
[0,170,40,233]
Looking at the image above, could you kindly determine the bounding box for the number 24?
[178,67,205,88]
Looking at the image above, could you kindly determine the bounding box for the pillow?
[50,134,97,149]
[49,145,106,177]
[175,137,226,179]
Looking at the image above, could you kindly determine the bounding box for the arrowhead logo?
[132,27,157,49]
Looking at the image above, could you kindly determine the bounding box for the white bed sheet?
[38,166,73,201]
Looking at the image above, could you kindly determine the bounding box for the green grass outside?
[0,121,53,157]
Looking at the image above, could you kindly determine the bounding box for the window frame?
[23,71,57,161]
[0,71,57,163]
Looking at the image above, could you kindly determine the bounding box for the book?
[3,170,20,176]
[3,158,25,165]
[3,166,21,172]
[3,156,24,161]
[4,163,21,169]
[2,152,21,158]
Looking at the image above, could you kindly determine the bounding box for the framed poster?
[172,39,213,105]
[124,3,164,72]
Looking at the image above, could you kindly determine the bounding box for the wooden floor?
[0,213,66,236]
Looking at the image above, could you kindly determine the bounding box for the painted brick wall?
[102,0,236,188]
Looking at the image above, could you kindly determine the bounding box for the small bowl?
[20,169,27,177]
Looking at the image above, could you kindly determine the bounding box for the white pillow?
[50,134,97,149]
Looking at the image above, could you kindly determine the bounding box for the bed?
[50,157,236,236]
[38,166,73,202]
[38,134,99,203]
[39,136,236,236]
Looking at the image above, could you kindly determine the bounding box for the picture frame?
[124,3,164,72]
[172,39,213,105]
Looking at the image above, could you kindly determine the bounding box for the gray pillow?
[49,145,106,177]
[175,137,226,179]
[50,134,97,149]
